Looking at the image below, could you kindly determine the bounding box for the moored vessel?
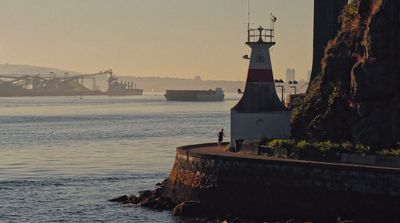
[164,88,224,101]
[107,73,143,96]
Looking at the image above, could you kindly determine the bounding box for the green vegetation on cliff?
[265,139,400,159]
[239,139,400,162]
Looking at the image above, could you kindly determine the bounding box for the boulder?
[140,197,174,210]
[109,180,174,210]
[108,195,140,204]
[128,195,141,204]
[172,201,204,217]
[108,195,129,203]
[138,190,152,198]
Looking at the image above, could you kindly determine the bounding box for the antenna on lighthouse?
[247,0,251,43]
[247,0,250,29]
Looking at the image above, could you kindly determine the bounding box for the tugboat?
[164,88,224,102]
[107,73,143,96]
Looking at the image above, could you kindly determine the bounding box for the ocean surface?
[0,94,240,223]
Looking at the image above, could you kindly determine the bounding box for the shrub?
[266,139,296,158]
[294,140,320,159]
[258,138,400,160]
[354,143,372,155]
[378,148,400,157]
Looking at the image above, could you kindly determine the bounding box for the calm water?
[0,94,239,222]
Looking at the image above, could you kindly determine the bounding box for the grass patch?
[239,139,399,161]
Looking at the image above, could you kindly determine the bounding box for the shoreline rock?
[108,179,174,211]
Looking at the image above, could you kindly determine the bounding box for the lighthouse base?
[230,110,291,149]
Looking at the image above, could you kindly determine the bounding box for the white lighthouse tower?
[230,15,291,149]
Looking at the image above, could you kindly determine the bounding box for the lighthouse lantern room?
[230,15,291,150]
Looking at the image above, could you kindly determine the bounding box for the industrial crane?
[0,70,113,96]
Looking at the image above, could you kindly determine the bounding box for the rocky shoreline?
[109,180,315,223]
[109,179,220,219]
[108,179,174,212]
[109,181,364,223]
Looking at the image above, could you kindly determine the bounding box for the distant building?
[286,68,296,82]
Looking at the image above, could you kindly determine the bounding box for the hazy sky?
[0,0,313,81]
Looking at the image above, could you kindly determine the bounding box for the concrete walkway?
[183,143,400,171]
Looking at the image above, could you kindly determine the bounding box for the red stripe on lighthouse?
[247,69,274,82]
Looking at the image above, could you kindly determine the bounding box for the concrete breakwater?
[162,143,400,222]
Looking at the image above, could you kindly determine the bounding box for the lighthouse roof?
[233,83,288,112]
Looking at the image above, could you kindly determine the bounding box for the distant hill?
[0,64,309,93]
[0,64,245,93]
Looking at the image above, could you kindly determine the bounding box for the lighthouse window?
[256,56,265,63]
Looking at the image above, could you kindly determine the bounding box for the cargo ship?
[107,73,143,96]
[164,88,224,101]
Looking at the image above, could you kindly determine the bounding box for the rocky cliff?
[293,0,400,148]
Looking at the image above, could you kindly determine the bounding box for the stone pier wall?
[163,143,400,221]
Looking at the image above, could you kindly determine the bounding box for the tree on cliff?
[292,0,400,148]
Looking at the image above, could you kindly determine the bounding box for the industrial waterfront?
[0,70,143,97]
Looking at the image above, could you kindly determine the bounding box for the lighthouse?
[230,16,291,149]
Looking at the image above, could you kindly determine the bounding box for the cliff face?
[293,0,400,147]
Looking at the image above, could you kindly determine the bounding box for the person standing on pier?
[217,129,225,150]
